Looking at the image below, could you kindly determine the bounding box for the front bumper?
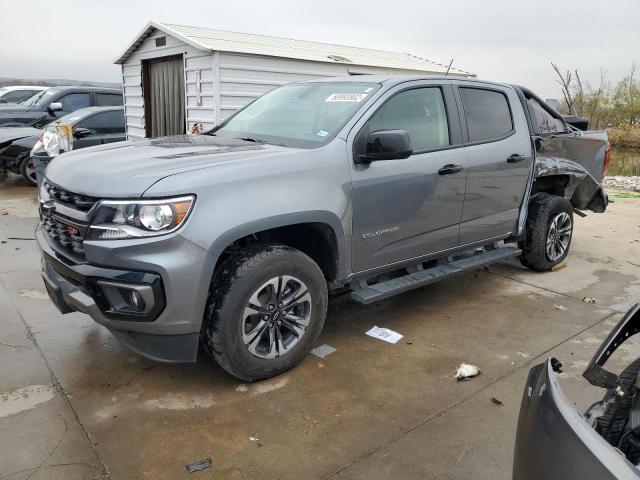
[513,359,640,480]
[36,223,213,363]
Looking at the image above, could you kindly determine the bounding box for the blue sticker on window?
[316,130,329,137]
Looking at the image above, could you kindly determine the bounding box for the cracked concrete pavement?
[1,176,639,479]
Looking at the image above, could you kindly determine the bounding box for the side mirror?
[357,130,412,163]
[73,127,92,138]
[48,102,63,112]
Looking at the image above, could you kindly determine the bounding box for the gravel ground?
[604,175,640,192]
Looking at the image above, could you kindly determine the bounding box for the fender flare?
[208,210,348,280]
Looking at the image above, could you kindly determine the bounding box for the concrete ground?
[1,174,640,480]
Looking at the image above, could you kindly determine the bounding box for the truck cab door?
[348,82,467,273]
[455,85,533,245]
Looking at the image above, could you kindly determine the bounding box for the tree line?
[552,62,640,129]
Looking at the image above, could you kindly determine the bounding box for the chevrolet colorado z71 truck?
[37,76,609,380]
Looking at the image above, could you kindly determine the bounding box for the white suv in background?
[0,86,47,104]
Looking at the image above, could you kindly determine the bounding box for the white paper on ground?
[365,326,403,344]
[310,344,337,359]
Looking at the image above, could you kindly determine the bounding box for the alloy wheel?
[241,275,312,359]
[25,160,37,185]
[546,212,572,261]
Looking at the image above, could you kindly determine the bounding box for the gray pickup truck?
[37,76,610,380]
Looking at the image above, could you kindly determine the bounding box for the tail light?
[603,141,611,177]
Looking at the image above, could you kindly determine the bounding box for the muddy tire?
[201,244,328,381]
[519,193,573,271]
[596,358,640,450]
[19,155,37,186]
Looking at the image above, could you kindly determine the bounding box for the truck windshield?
[211,82,380,148]
[20,89,56,107]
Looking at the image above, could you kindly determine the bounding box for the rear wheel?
[201,244,328,381]
[520,193,573,271]
[19,156,37,186]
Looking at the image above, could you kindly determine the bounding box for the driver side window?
[59,93,90,111]
[367,87,450,152]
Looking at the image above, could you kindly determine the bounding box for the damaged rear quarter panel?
[535,131,608,210]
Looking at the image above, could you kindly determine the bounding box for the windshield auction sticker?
[325,93,368,102]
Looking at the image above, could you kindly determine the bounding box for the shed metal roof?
[114,21,474,76]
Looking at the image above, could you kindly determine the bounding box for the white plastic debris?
[455,363,481,381]
[583,297,596,304]
[553,304,567,311]
[310,344,337,359]
[365,326,403,344]
[249,436,259,442]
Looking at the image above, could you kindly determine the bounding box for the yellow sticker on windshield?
[325,93,368,102]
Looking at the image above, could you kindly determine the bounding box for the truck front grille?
[43,180,98,212]
[41,209,86,256]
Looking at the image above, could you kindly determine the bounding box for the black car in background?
[0,106,126,185]
[0,86,122,128]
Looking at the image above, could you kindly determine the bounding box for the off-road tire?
[596,358,640,450]
[201,243,328,381]
[520,193,573,271]
[0,167,7,183]
[19,155,37,186]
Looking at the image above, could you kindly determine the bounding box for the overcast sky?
[2,0,638,99]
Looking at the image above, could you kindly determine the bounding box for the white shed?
[114,21,474,140]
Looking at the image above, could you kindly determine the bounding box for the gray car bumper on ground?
[513,358,640,480]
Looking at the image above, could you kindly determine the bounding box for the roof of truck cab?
[297,75,513,88]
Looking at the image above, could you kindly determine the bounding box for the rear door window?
[459,87,513,143]
[366,87,450,151]
[59,93,91,111]
[95,93,123,106]
[526,97,567,134]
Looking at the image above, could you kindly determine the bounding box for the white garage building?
[114,21,474,140]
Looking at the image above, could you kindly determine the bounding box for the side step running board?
[351,245,521,305]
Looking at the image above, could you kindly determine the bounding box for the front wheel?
[201,244,328,381]
[520,193,574,271]
[19,156,37,186]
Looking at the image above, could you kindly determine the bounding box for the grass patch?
[610,192,640,199]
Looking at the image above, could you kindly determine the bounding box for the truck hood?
[0,105,32,114]
[45,134,292,197]
[0,126,40,146]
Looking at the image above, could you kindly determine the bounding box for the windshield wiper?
[237,137,266,143]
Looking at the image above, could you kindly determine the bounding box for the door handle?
[438,164,464,175]
[506,154,526,163]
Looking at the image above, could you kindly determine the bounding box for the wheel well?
[532,175,570,198]
[215,222,339,283]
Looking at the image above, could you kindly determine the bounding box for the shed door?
[144,56,185,137]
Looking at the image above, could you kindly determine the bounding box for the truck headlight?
[88,196,195,239]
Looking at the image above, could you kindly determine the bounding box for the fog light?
[97,280,154,315]
[126,289,145,311]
